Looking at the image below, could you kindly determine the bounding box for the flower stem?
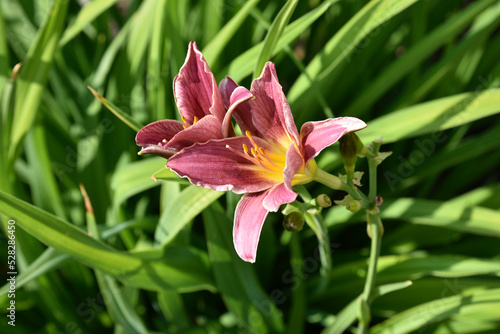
[313,168,344,191]
[358,139,384,333]
[314,168,368,204]
[367,141,382,201]
[358,212,383,333]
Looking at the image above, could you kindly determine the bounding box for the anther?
[245,130,258,149]
[243,144,249,154]
[226,144,256,163]
[162,139,167,143]
[193,116,199,124]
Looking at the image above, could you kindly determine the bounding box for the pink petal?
[219,76,238,109]
[135,119,185,146]
[221,86,253,138]
[135,119,185,158]
[166,115,223,151]
[249,63,301,149]
[166,137,282,193]
[262,183,297,212]
[300,117,367,164]
[233,190,270,263]
[138,145,179,159]
[219,76,261,136]
[282,143,304,192]
[173,41,225,123]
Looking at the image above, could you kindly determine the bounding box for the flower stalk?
[313,168,345,191]
[314,138,387,332]
[357,212,382,334]
[357,139,386,332]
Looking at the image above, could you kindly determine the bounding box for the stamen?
[225,144,277,173]
[193,116,199,124]
[226,145,254,162]
[181,115,189,129]
[226,131,286,174]
[245,130,258,149]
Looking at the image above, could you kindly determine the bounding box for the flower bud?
[346,200,361,213]
[282,211,305,232]
[316,194,332,208]
[339,133,358,174]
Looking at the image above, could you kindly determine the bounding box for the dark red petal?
[166,115,223,151]
[135,119,184,147]
[249,63,301,149]
[166,137,281,194]
[173,41,225,123]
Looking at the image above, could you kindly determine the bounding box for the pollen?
[181,115,188,129]
[181,115,199,129]
[245,130,258,149]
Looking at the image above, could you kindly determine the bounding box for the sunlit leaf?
[0,190,215,293]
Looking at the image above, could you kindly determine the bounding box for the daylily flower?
[135,41,252,158]
[167,62,366,262]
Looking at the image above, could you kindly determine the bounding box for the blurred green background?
[1,0,500,333]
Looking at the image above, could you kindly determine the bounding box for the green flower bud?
[316,194,332,208]
[282,211,305,232]
[346,200,361,213]
[339,133,359,174]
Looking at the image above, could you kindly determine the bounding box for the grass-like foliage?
[1,0,500,333]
